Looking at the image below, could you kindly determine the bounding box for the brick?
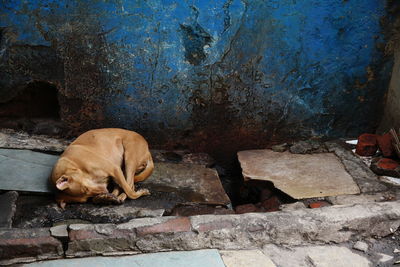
[0,228,63,260]
[309,201,330,209]
[355,134,378,156]
[377,133,394,157]
[260,196,281,212]
[377,158,400,170]
[136,217,191,236]
[235,204,258,214]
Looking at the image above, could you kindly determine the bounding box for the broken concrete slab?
[238,150,360,199]
[220,250,276,267]
[0,191,18,228]
[0,149,57,193]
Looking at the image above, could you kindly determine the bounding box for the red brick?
[235,204,258,214]
[136,217,191,236]
[309,201,330,209]
[377,158,400,170]
[69,229,103,241]
[356,133,378,156]
[377,133,395,157]
[0,228,63,260]
[260,196,281,212]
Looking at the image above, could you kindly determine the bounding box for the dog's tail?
[134,153,154,182]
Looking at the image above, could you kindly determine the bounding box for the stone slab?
[220,250,276,267]
[0,149,57,193]
[24,249,225,267]
[238,150,360,199]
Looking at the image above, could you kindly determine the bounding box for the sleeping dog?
[50,128,153,208]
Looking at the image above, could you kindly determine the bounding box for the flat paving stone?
[220,250,276,267]
[23,249,226,267]
[238,150,360,199]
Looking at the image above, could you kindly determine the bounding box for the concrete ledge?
[1,201,399,264]
[65,201,400,257]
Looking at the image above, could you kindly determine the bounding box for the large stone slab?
[237,150,360,199]
[0,149,57,193]
[24,249,225,267]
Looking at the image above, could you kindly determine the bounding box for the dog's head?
[55,172,108,197]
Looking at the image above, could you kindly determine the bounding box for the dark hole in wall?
[0,81,64,135]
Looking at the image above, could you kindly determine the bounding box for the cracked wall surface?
[0,0,394,160]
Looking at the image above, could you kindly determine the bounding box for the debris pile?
[354,129,400,178]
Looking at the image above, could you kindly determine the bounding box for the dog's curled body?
[50,128,153,208]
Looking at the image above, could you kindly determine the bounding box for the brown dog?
[50,128,153,208]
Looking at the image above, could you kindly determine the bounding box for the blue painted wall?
[0,0,393,157]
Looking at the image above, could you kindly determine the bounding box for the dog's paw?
[92,193,123,205]
[138,188,150,196]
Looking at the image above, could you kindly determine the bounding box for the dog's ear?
[56,175,71,191]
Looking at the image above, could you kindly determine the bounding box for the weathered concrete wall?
[379,2,400,133]
[0,1,393,159]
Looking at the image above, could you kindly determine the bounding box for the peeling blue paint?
[0,0,393,153]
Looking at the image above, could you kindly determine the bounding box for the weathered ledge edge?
[1,201,399,265]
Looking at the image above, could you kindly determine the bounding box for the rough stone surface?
[220,250,276,267]
[0,228,63,264]
[0,191,18,228]
[325,142,388,193]
[327,193,389,205]
[289,140,327,154]
[65,201,400,257]
[169,205,234,217]
[356,133,378,156]
[263,244,372,267]
[353,241,369,252]
[238,149,360,199]
[0,129,70,153]
[13,195,166,228]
